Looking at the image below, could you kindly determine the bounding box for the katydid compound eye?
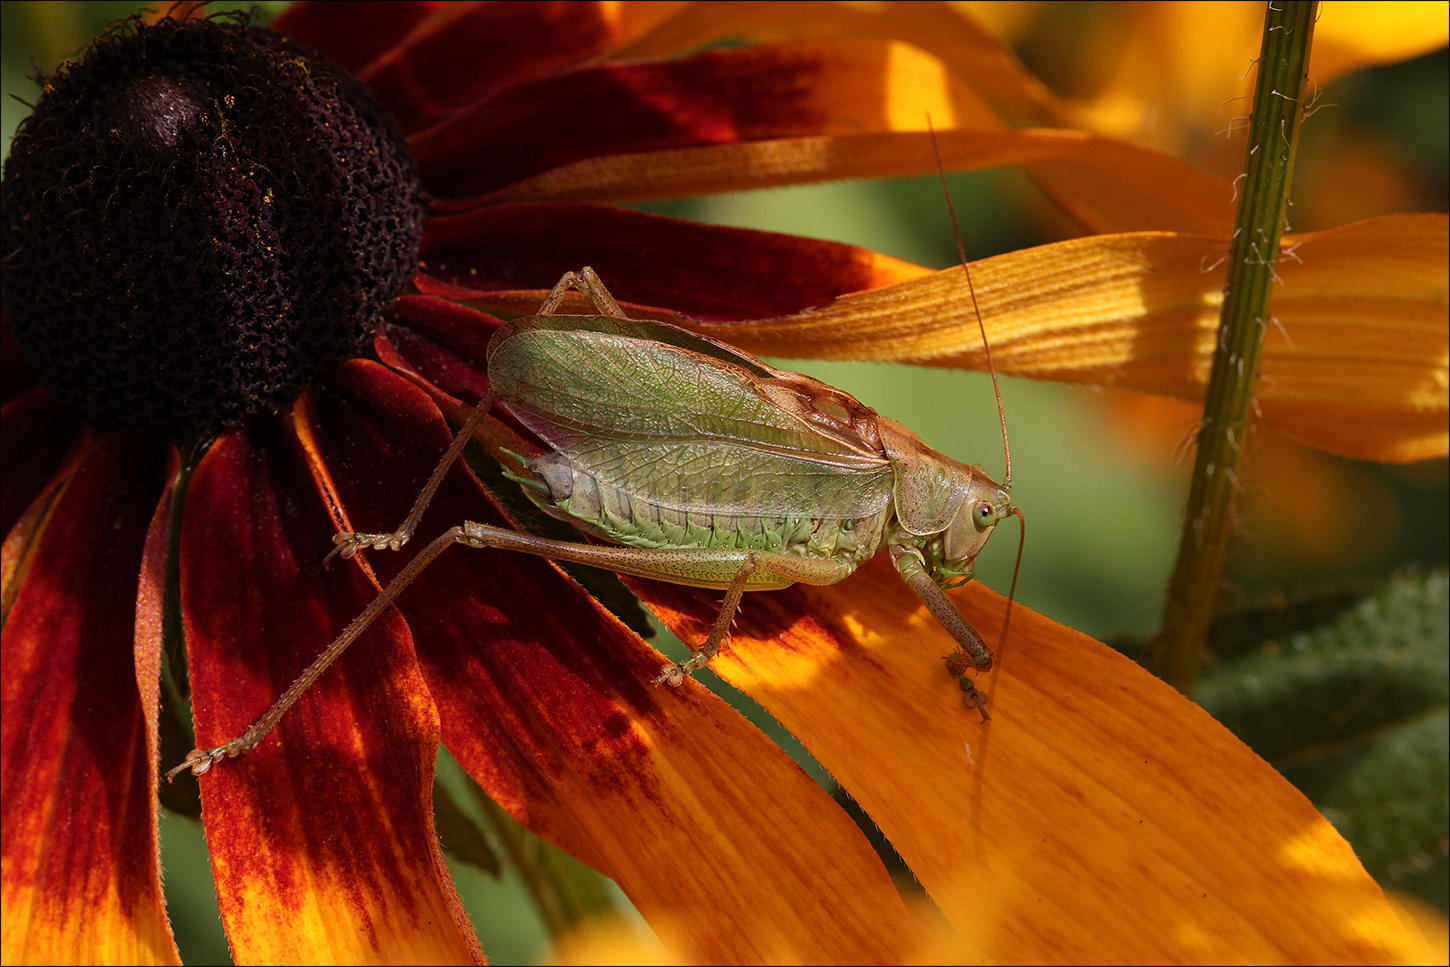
[975,501,994,525]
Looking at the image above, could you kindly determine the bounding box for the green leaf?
[1196,570,1448,878]
[1318,710,1448,877]
[433,776,503,877]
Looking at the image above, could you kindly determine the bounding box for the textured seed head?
[1,16,426,440]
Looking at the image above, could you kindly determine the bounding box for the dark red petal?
[413,41,940,199]
[357,1,627,135]
[1,434,176,963]
[302,360,921,962]
[378,296,503,404]
[416,201,929,320]
[272,0,447,75]
[180,418,481,963]
[1,390,81,540]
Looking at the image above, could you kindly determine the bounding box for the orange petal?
[668,214,1446,463]
[1069,2,1448,148]
[467,127,1234,235]
[180,419,482,964]
[1311,1,1450,83]
[2,434,178,965]
[306,360,924,964]
[635,557,1433,964]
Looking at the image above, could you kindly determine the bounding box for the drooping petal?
[301,359,923,964]
[633,214,1442,463]
[416,203,929,319]
[1,434,177,965]
[610,0,1070,127]
[464,128,1235,236]
[412,39,996,200]
[272,0,447,75]
[349,1,682,135]
[1,390,80,540]
[635,558,1434,964]
[180,419,482,965]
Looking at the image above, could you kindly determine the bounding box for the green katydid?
[168,261,1022,782]
[167,145,1023,781]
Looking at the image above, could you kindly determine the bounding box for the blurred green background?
[4,2,1445,963]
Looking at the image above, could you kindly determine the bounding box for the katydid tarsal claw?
[168,208,1022,785]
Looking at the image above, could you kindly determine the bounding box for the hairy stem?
[1155,0,1319,693]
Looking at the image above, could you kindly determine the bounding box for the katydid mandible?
[168,264,1020,782]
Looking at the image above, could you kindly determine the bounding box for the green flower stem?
[1155,0,1318,693]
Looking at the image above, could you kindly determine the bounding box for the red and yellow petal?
[351,1,669,135]
[609,0,1070,128]
[180,419,481,964]
[2,434,177,965]
[412,38,992,200]
[301,360,923,963]
[637,559,1434,964]
[415,202,929,319]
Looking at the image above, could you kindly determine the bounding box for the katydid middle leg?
[454,520,856,683]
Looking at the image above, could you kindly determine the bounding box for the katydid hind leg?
[168,526,471,781]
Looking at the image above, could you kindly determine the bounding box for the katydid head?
[879,417,1012,589]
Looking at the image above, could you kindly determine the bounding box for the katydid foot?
[944,650,992,721]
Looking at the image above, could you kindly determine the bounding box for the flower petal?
[1,434,177,965]
[303,360,924,963]
[416,202,929,320]
[349,1,678,135]
[180,419,482,964]
[1311,1,1450,83]
[273,0,448,75]
[657,214,1445,463]
[462,128,1234,236]
[635,557,1432,963]
[378,296,504,404]
[1,390,80,541]
[412,39,997,200]
[610,0,1069,127]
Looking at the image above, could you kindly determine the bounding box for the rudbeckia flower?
[2,2,1444,964]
